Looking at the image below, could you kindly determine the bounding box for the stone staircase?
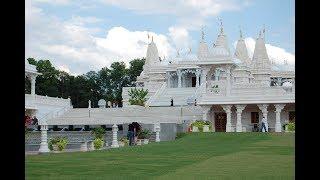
[148,87,197,106]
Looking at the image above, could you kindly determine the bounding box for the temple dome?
[98,99,106,108]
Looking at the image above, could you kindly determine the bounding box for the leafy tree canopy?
[25,58,145,108]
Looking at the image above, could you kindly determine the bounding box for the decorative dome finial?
[218,18,224,34]
[201,26,205,41]
[259,30,262,38]
[239,25,243,39]
[262,24,266,39]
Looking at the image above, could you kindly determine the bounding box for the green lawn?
[26,133,294,180]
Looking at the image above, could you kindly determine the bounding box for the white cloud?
[101,0,250,30]
[168,26,192,51]
[25,1,174,74]
[57,64,71,74]
[233,37,295,71]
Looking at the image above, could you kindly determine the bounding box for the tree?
[25,57,146,107]
[128,88,148,106]
[30,59,60,97]
[128,58,145,85]
[109,62,130,106]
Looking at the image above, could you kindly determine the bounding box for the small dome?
[98,99,106,108]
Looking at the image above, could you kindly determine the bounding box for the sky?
[25,0,295,75]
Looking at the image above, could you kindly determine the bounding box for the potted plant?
[93,138,104,150]
[91,127,106,150]
[119,137,129,147]
[91,127,106,139]
[137,129,151,145]
[49,137,68,152]
[287,122,295,132]
[203,121,212,132]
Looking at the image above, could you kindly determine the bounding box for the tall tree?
[25,57,146,107]
[128,58,145,85]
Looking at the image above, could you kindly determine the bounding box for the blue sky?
[26,0,295,75]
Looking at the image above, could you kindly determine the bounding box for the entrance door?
[191,77,196,87]
[289,111,295,122]
[215,112,227,132]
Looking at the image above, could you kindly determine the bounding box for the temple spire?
[262,24,266,39]
[201,26,205,41]
[239,26,243,39]
[218,18,224,34]
[258,30,262,38]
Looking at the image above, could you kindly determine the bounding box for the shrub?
[93,138,104,150]
[120,137,129,145]
[92,127,106,139]
[48,137,68,151]
[128,88,148,106]
[176,132,187,139]
[137,129,151,139]
[287,122,295,131]
[191,120,212,132]
[56,139,68,151]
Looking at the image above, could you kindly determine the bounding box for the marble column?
[166,72,171,88]
[292,78,295,92]
[200,67,210,85]
[177,69,182,88]
[235,105,246,132]
[202,106,211,122]
[111,124,119,148]
[196,69,201,87]
[222,105,232,132]
[275,104,285,132]
[154,123,161,142]
[258,104,269,132]
[30,75,36,95]
[39,123,50,153]
[225,66,231,96]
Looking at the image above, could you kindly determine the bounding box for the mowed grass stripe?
[26,133,294,180]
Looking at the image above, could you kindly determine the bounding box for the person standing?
[170,98,174,106]
[32,116,38,125]
[127,123,134,146]
[261,116,268,132]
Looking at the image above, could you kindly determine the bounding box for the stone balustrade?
[25,94,71,107]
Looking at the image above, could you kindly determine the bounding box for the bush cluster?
[137,129,151,139]
[48,137,68,151]
[191,120,212,132]
[93,138,104,149]
[287,122,295,131]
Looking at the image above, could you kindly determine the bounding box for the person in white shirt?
[261,116,268,132]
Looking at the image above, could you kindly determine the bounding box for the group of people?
[127,122,141,146]
[24,115,38,126]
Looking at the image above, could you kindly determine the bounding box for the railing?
[145,82,167,106]
[38,106,72,124]
[25,94,71,107]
